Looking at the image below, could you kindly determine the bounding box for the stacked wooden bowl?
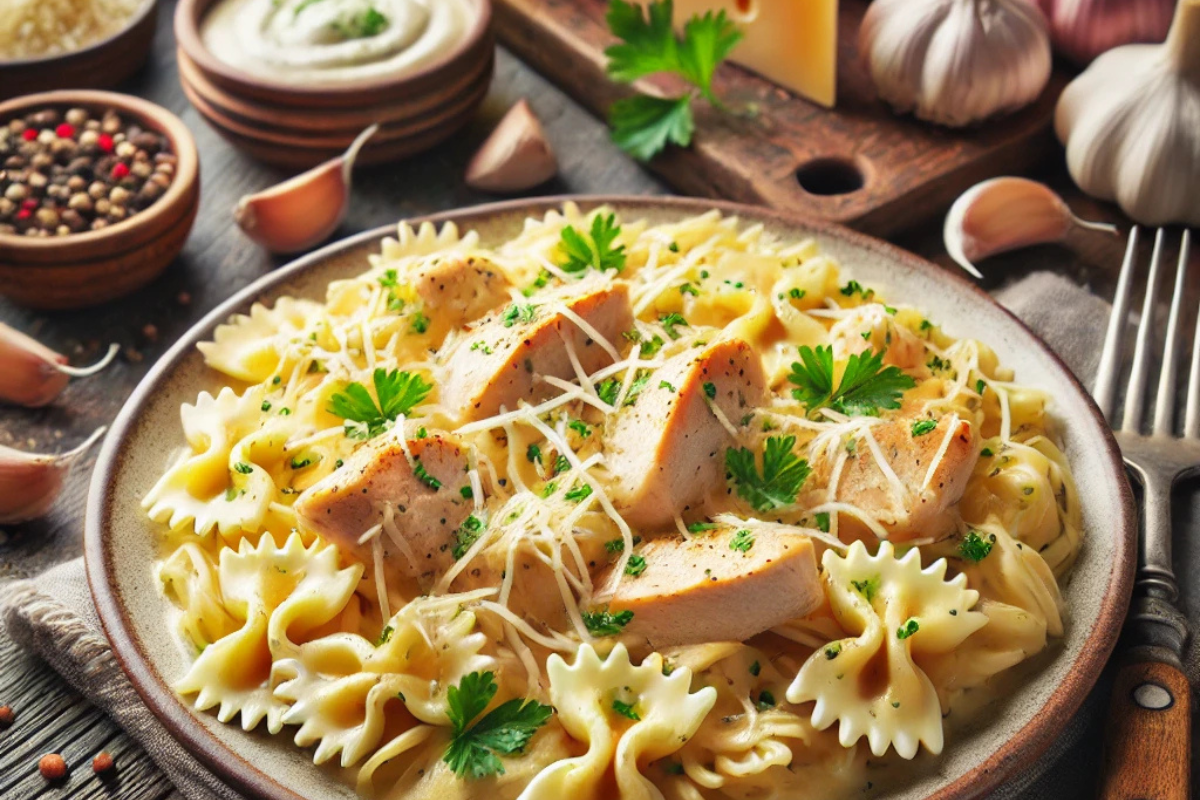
[174,0,494,169]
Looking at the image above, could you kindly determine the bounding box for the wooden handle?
[1099,658,1191,800]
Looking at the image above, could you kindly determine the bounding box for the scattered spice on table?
[0,107,175,238]
[0,705,13,726]
[38,753,67,781]
[92,751,115,774]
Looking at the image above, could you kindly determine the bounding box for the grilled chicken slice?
[410,255,511,342]
[294,428,473,583]
[836,412,977,541]
[606,339,766,528]
[598,526,822,648]
[440,278,633,421]
[829,304,924,369]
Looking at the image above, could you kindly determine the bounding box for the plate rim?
[85,194,1135,800]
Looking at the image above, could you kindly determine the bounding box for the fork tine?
[1095,227,1140,421]
[1182,232,1200,438]
[1122,229,1166,433]
[1154,231,1190,436]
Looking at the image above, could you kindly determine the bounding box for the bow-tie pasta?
[519,643,717,800]
[174,533,362,732]
[199,297,323,384]
[787,541,987,759]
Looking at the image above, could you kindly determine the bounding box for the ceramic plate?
[86,196,1135,800]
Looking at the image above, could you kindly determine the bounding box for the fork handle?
[1098,655,1191,800]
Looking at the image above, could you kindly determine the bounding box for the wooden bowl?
[0,91,200,310]
[0,0,159,101]
[174,0,494,167]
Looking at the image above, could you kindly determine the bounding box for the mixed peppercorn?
[0,107,176,238]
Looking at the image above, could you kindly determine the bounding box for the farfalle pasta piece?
[143,386,282,538]
[372,220,478,267]
[198,297,322,383]
[174,533,362,734]
[159,541,238,654]
[272,593,494,768]
[518,643,717,800]
[786,541,987,759]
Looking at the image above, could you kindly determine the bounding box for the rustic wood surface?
[493,0,1067,236]
[0,0,1194,798]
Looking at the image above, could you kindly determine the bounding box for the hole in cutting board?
[795,157,865,196]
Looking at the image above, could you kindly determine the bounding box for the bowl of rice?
[0,0,159,101]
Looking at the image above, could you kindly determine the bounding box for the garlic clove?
[0,426,106,524]
[235,124,380,255]
[0,323,119,408]
[465,99,558,194]
[944,177,1119,278]
[1037,0,1175,66]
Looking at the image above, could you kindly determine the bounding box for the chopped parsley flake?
[756,690,776,710]
[568,420,592,438]
[565,483,594,503]
[749,660,761,677]
[660,312,689,340]
[851,575,881,603]
[234,462,253,474]
[911,419,938,437]
[412,459,441,491]
[409,311,430,334]
[814,512,831,532]
[582,608,634,637]
[526,444,542,464]
[896,618,920,640]
[840,280,875,300]
[470,341,494,355]
[502,304,538,328]
[376,625,394,645]
[453,514,485,560]
[959,530,995,563]
[729,529,755,553]
[702,381,716,400]
[612,699,641,720]
[824,643,842,660]
[687,521,718,533]
[639,334,665,358]
[659,380,677,392]
[679,282,700,296]
[625,554,647,576]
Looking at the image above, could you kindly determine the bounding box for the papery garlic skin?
[0,427,106,524]
[860,0,1053,128]
[1037,0,1175,65]
[1055,0,1200,226]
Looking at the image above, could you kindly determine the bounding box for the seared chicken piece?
[295,428,473,583]
[829,304,924,370]
[606,339,766,529]
[410,255,511,341]
[599,526,822,648]
[836,412,977,541]
[441,278,633,421]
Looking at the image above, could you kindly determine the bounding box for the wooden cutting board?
[493,0,1066,235]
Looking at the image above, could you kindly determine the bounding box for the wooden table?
[0,1,1160,797]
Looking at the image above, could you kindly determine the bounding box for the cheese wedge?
[666,0,839,108]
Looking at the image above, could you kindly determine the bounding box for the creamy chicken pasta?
[148,206,1081,799]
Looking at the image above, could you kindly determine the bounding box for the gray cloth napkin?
[0,271,1162,800]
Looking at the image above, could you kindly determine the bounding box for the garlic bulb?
[1037,0,1176,65]
[235,124,379,255]
[0,427,106,524]
[859,0,1053,127]
[1056,0,1200,226]
[944,177,1118,277]
[0,323,119,407]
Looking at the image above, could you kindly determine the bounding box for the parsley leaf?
[328,369,433,439]
[443,672,553,780]
[609,94,695,162]
[787,345,915,418]
[724,435,811,512]
[583,608,634,637]
[603,0,742,160]
[559,213,626,273]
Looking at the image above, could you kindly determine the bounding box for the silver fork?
[1094,227,1192,800]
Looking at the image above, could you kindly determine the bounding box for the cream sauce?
[200,0,476,86]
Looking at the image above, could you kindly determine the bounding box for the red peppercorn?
[55,123,74,139]
[21,199,38,210]
[97,133,114,153]
[111,162,130,180]
[16,209,31,221]
[21,129,37,141]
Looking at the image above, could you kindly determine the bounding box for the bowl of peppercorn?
[0,90,200,310]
